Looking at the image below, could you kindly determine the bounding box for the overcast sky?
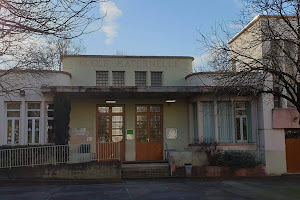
[80,0,247,70]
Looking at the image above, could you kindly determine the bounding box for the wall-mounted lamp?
[106,100,116,104]
[166,100,176,103]
[19,90,25,97]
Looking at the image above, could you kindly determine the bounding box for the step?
[121,162,170,179]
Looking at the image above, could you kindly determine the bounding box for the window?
[193,103,199,143]
[96,71,108,86]
[151,72,162,86]
[202,102,215,142]
[27,102,41,144]
[112,71,125,86]
[235,102,248,142]
[6,102,20,144]
[46,103,54,143]
[199,101,252,143]
[135,71,147,86]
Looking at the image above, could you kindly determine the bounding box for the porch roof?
[41,86,256,98]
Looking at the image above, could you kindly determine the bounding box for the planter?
[206,166,223,177]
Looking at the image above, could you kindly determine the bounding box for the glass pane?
[235,102,246,109]
[28,119,32,143]
[47,104,54,110]
[7,111,20,117]
[99,123,109,129]
[150,106,160,112]
[112,122,123,128]
[151,121,161,128]
[98,107,109,113]
[98,129,109,135]
[236,118,241,140]
[98,136,109,142]
[112,107,123,113]
[137,115,147,121]
[150,115,160,121]
[151,135,161,142]
[112,136,123,142]
[151,129,161,135]
[28,103,40,109]
[137,106,147,112]
[47,120,55,143]
[47,111,54,117]
[243,117,248,140]
[137,129,147,136]
[236,110,246,115]
[28,111,40,117]
[98,116,109,122]
[112,116,123,121]
[35,119,39,143]
[137,121,147,129]
[137,135,147,142]
[112,129,123,135]
[7,120,12,144]
[15,120,19,144]
[7,103,20,110]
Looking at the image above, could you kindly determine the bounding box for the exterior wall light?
[106,100,116,104]
[19,90,25,97]
[166,100,176,103]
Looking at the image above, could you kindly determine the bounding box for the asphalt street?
[0,177,299,200]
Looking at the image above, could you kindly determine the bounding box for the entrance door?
[286,138,300,172]
[136,105,163,161]
[96,105,125,160]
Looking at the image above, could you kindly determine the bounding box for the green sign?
[127,129,134,135]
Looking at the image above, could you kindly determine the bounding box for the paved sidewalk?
[0,177,299,199]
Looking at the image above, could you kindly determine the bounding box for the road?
[0,177,299,200]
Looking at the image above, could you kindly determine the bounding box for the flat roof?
[0,69,72,77]
[61,55,194,61]
[41,86,255,97]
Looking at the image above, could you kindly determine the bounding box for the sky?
[80,0,247,70]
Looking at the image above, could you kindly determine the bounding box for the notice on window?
[166,128,177,139]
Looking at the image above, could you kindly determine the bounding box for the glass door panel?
[97,105,124,143]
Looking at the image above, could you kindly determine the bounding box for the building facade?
[0,46,298,175]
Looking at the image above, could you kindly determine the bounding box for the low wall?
[173,165,266,177]
[0,161,121,180]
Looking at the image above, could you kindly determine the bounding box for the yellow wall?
[62,56,193,86]
[69,98,190,161]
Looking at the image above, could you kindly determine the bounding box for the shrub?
[195,142,222,166]
[217,151,259,169]
[54,94,71,145]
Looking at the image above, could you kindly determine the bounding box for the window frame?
[135,71,147,86]
[6,102,21,145]
[112,71,125,86]
[96,71,109,86]
[151,71,163,86]
[26,102,41,144]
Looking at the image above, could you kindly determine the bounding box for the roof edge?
[0,69,72,77]
[61,55,194,61]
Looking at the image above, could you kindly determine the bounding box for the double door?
[135,105,163,161]
[97,105,125,160]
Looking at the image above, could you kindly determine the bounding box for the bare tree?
[0,0,106,94]
[198,0,300,120]
[16,37,86,71]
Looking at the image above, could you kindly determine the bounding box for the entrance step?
[121,162,170,179]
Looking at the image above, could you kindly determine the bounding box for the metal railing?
[0,142,121,169]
